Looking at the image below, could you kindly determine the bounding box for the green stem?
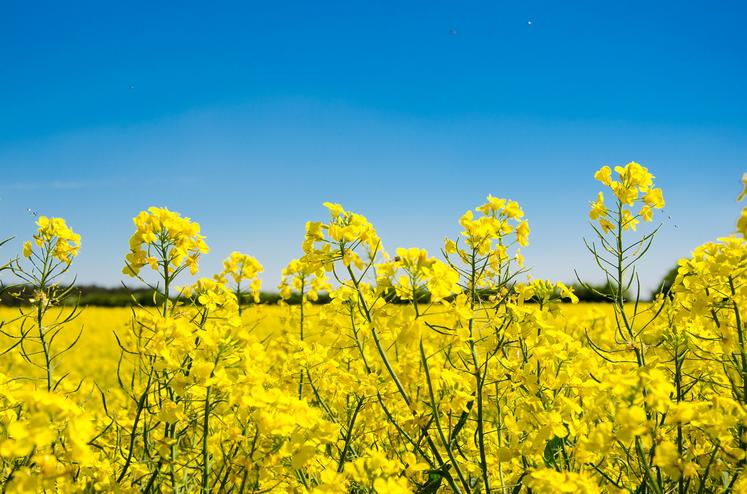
[337,397,364,472]
[469,248,491,493]
[37,302,52,391]
[118,371,154,482]
[729,277,747,472]
[298,276,306,400]
[202,385,211,493]
[421,339,469,493]
[345,261,412,408]
[37,244,53,391]
[636,437,663,494]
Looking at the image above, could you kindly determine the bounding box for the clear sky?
[1,0,745,292]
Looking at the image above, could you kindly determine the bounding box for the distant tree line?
[0,284,334,307]
[0,268,678,307]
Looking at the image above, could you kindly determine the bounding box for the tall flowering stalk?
[215,251,263,313]
[117,206,210,489]
[584,162,669,493]
[11,216,81,392]
[278,257,330,399]
[0,217,100,492]
[301,202,467,491]
[438,196,532,492]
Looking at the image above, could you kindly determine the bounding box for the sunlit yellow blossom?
[504,199,524,219]
[594,165,612,186]
[621,208,639,231]
[615,406,648,441]
[26,216,81,263]
[278,256,331,303]
[589,191,607,220]
[639,204,653,222]
[122,207,208,276]
[526,469,600,494]
[215,251,263,303]
[642,187,665,209]
[516,220,530,246]
[591,162,662,235]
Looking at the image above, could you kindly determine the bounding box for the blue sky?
[1,0,745,291]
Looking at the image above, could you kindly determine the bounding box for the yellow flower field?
[0,303,613,385]
[0,162,745,493]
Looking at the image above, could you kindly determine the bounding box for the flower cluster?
[303,202,382,272]
[441,195,529,297]
[122,206,208,277]
[0,382,98,492]
[376,247,459,302]
[23,216,81,264]
[591,161,665,232]
[278,257,330,302]
[456,195,529,254]
[215,251,263,303]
